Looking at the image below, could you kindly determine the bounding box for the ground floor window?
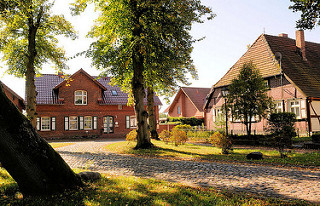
[64,116,98,131]
[274,101,283,113]
[84,116,92,130]
[125,115,137,128]
[69,116,78,130]
[37,117,56,131]
[289,100,300,119]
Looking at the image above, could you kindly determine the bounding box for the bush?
[167,117,204,126]
[126,130,137,141]
[209,131,232,154]
[171,128,188,146]
[312,134,320,143]
[159,130,171,144]
[173,124,192,131]
[268,112,296,158]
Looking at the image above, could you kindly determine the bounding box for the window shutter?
[51,117,56,131]
[36,117,40,131]
[93,116,98,130]
[125,116,130,128]
[212,109,216,122]
[79,116,84,130]
[301,99,307,118]
[64,117,69,131]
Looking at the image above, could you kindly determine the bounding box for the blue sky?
[1,0,320,111]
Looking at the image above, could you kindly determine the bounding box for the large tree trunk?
[26,18,38,128]
[0,83,83,195]
[130,0,153,149]
[147,86,159,140]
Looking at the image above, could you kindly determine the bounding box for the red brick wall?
[168,91,203,118]
[37,72,160,139]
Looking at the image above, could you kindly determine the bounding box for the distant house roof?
[35,69,162,106]
[204,32,320,109]
[165,87,210,113]
[0,81,25,110]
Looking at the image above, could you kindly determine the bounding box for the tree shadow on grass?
[0,175,312,206]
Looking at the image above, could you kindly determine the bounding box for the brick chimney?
[278,33,288,38]
[296,30,307,61]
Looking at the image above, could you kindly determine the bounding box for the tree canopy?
[290,0,320,29]
[72,0,214,148]
[226,62,273,136]
[0,0,76,126]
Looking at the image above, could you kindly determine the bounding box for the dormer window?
[75,90,87,105]
[111,90,118,96]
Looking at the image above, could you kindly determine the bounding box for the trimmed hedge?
[229,134,273,146]
[167,117,204,126]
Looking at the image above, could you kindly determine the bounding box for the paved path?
[54,139,320,203]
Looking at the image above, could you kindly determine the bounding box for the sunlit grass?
[49,142,75,149]
[104,140,320,167]
[0,170,311,206]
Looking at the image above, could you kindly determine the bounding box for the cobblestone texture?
[54,139,320,203]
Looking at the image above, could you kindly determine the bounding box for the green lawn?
[0,168,312,205]
[104,140,320,168]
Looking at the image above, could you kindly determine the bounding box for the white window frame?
[69,116,78,130]
[41,117,51,131]
[93,116,98,130]
[289,99,301,119]
[84,116,93,130]
[74,90,87,105]
[125,116,130,129]
[274,101,283,113]
[51,117,56,131]
[130,115,137,128]
[177,106,181,115]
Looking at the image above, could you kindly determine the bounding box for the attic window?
[111,90,118,96]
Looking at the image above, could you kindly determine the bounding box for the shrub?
[268,112,296,158]
[167,117,204,126]
[171,128,188,146]
[209,131,232,154]
[159,130,171,144]
[173,124,192,131]
[126,130,137,141]
[312,134,320,143]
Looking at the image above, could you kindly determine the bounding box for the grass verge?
[104,140,320,168]
[0,168,313,205]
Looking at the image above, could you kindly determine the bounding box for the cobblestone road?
[54,139,320,203]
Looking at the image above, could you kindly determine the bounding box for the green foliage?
[290,0,320,30]
[173,124,192,131]
[168,117,204,126]
[187,130,213,143]
[312,133,320,143]
[0,168,304,206]
[0,0,76,75]
[159,130,171,144]
[268,112,296,158]
[226,62,273,136]
[171,128,188,146]
[126,130,137,142]
[209,131,232,154]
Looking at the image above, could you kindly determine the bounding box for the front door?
[103,116,114,133]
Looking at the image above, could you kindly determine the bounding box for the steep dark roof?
[181,87,211,112]
[34,70,162,106]
[204,33,320,109]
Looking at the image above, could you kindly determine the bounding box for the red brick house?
[165,87,210,119]
[35,69,162,138]
[204,30,320,135]
[1,81,25,112]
